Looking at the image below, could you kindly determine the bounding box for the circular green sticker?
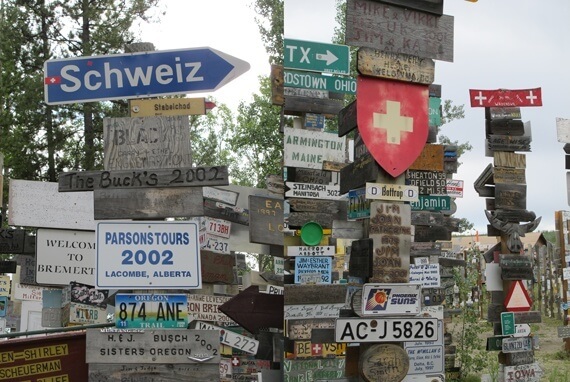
[300,221,323,246]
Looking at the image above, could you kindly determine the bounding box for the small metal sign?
[502,337,533,353]
[361,283,421,316]
[196,321,259,355]
[115,294,188,329]
[365,182,419,202]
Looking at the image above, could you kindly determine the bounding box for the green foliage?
[253,0,283,65]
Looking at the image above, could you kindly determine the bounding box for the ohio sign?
[44,47,250,104]
[96,221,201,289]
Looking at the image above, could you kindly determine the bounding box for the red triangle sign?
[356,76,428,177]
[504,280,532,312]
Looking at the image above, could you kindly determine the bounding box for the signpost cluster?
[471,89,543,381]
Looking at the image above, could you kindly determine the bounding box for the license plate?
[335,317,438,343]
[115,294,188,329]
[205,217,231,239]
[200,233,230,254]
[196,321,259,355]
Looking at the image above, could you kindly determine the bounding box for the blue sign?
[44,48,250,105]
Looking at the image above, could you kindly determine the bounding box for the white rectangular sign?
[13,284,59,302]
[361,283,421,316]
[96,221,201,289]
[365,182,419,202]
[196,321,259,355]
[284,127,346,169]
[563,267,570,281]
[404,320,444,375]
[446,179,464,198]
[504,362,543,382]
[335,317,438,343]
[186,294,236,325]
[284,304,343,319]
[287,246,335,257]
[409,264,441,288]
[36,228,96,285]
[285,182,342,200]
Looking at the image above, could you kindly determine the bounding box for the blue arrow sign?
[44,47,250,105]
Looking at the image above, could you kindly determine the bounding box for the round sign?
[359,343,409,382]
[300,221,323,246]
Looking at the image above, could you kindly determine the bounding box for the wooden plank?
[200,251,236,284]
[248,195,284,246]
[89,363,218,382]
[504,351,535,366]
[285,87,329,99]
[288,212,334,228]
[86,329,220,364]
[410,242,441,256]
[369,0,443,15]
[408,144,444,171]
[494,183,527,210]
[59,166,229,192]
[287,198,342,214]
[340,153,380,194]
[488,135,531,152]
[346,0,454,62]
[474,163,494,197]
[203,186,239,205]
[486,119,525,136]
[322,160,349,171]
[414,226,451,242]
[286,167,332,185]
[203,199,249,226]
[287,318,336,340]
[285,284,348,305]
[513,311,541,324]
[360,344,409,382]
[494,152,526,169]
[338,100,357,137]
[493,167,526,184]
[129,97,206,117]
[284,96,344,117]
[357,48,434,84]
[271,64,284,106]
[103,116,192,170]
[0,228,32,254]
[500,254,532,269]
[411,211,444,226]
[405,170,447,195]
[94,187,203,219]
[349,238,373,280]
[0,260,16,273]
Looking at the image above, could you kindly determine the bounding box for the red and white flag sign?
[357,76,428,178]
[469,88,542,107]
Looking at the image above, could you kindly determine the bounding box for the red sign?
[504,280,532,312]
[357,76,428,177]
[469,88,542,107]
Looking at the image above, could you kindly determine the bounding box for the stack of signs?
[470,88,543,379]
[337,0,455,380]
[555,118,570,206]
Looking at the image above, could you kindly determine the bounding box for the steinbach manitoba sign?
[44,47,250,104]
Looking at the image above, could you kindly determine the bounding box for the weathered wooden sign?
[284,303,344,319]
[494,183,527,210]
[488,134,531,152]
[494,151,526,169]
[94,187,204,219]
[200,251,236,284]
[285,284,347,305]
[356,76,429,177]
[0,260,16,273]
[36,228,96,286]
[487,107,522,120]
[203,199,249,226]
[203,186,239,206]
[284,95,344,117]
[286,167,332,185]
[0,228,35,254]
[493,167,526,184]
[346,0,454,62]
[338,99,357,137]
[284,359,345,381]
[411,211,444,226]
[270,64,284,106]
[414,226,451,242]
[287,318,336,340]
[349,238,372,280]
[103,116,192,170]
[469,88,542,107]
[504,362,543,382]
[59,166,229,191]
[372,0,444,15]
[409,144,444,171]
[486,118,525,136]
[285,182,342,200]
[360,344,409,382]
[287,198,341,214]
[129,97,207,117]
[86,329,220,364]
[513,311,541,324]
[288,211,333,228]
[406,170,446,195]
[89,364,219,382]
[340,153,380,194]
[284,127,346,169]
[249,195,284,246]
[357,48,435,85]
[410,242,441,256]
[504,350,535,366]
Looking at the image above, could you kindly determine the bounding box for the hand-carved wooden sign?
[485,210,541,252]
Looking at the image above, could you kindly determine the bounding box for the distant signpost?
[44,47,250,104]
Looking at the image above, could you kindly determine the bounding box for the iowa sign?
[356,76,428,177]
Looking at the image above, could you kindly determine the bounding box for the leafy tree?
[253,0,283,65]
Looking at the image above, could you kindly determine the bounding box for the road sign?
[504,280,533,312]
[335,317,438,343]
[44,47,250,104]
[115,294,188,329]
[284,69,356,94]
[96,221,201,289]
[284,39,350,75]
[357,76,428,177]
[469,88,542,107]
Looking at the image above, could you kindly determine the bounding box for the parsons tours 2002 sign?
[96,221,201,289]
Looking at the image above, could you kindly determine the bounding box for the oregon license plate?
[335,317,438,343]
[115,294,188,329]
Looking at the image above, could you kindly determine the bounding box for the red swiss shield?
[357,76,428,177]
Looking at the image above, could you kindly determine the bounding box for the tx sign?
[44,47,250,104]
[284,38,350,75]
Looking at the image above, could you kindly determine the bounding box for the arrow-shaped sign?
[44,47,250,105]
[284,38,350,75]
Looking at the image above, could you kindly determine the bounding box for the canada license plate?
[335,317,438,343]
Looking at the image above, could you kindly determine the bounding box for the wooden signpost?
[129,97,208,117]
[469,88,543,107]
[357,48,435,85]
[248,195,284,246]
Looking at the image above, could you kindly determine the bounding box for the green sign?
[284,69,356,94]
[410,195,451,211]
[429,97,442,127]
[501,311,516,336]
[284,39,350,74]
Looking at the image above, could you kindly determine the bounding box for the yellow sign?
[129,97,207,117]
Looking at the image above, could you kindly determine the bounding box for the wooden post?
[555,211,570,351]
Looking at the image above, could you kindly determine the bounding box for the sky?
[137,0,570,234]
[285,0,570,233]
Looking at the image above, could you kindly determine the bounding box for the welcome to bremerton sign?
[44,47,250,104]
